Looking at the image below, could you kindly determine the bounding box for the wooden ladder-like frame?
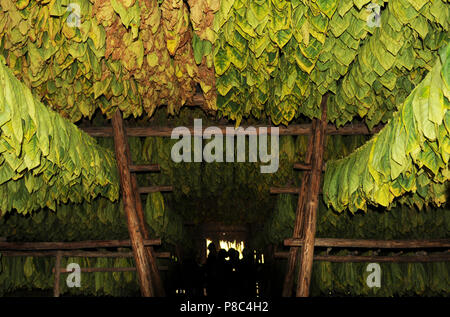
[111,111,167,297]
[282,96,328,297]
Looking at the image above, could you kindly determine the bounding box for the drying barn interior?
[0,0,449,297]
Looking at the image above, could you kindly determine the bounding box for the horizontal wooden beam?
[0,239,161,251]
[270,187,323,194]
[270,187,301,194]
[314,253,450,263]
[293,163,326,171]
[139,186,173,194]
[274,251,450,262]
[0,250,170,258]
[293,163,311,170]
[284,238,450,249]
[53,266,169,273]
[129,164,160,172]
[274,251,289,259]
[81,123,383,138]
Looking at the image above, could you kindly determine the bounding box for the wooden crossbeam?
[270,187,323,195]
[53,266,169,273]
[270,187,302,194]
[293,163,326,171]
[0,239,161,250]
[284,238,450,249]
[129,164,160,172]
[1,250,171,258]
[274,251,450,262]
[81,123,383,137]
[314,253,450,263]
[139,186,173,194]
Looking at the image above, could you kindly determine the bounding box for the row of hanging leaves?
[0,0,448,127]
[310,251,449,297]
[210,0,449,126]
[326,0,448,128]
[323,43,449,213]
[0,255,173,296]
[261,195,450,247]
[0,0,207,121]
[0,60,119,215]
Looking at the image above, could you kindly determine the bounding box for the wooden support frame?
[280,96,329,297]
[281,119,317,297]
[125,133,166,297]
[296,96,328,297]
[112,110,155,297]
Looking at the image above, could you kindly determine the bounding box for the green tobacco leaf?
[214,44,232,75]
[324,44,450,212]
[316,0,338,19]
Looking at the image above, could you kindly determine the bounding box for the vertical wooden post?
[112,110,154,297]
[296,96,328,297]
[126,141,166,296]
[281,120,316,297]
[53,251,62,297]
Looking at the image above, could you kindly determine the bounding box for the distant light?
[205,239,245,259]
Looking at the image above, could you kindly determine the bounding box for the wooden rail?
[52,266,169,273]
[270,187,323,194]
[0,250,171,258]
[270,187,302,194]
[293,163,326,171]
[81,123,383,137]
[274,251,450,262]
[129,164,160,172]
[139,186,173,194]
[284,238,450,249]
[0,239,161,251]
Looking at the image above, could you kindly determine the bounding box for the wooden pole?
[281,120,317,297]
[296,96,328,297]
[284,238,450,249]
[112,110,154,297]
[1,250,171,258]
[314,253,450,263]
[53,266,169,273]
[81,123,383,137]
[53,251,62,297]
[0,239,161,250]
[125,137,166,297]
[274,251,450,262]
